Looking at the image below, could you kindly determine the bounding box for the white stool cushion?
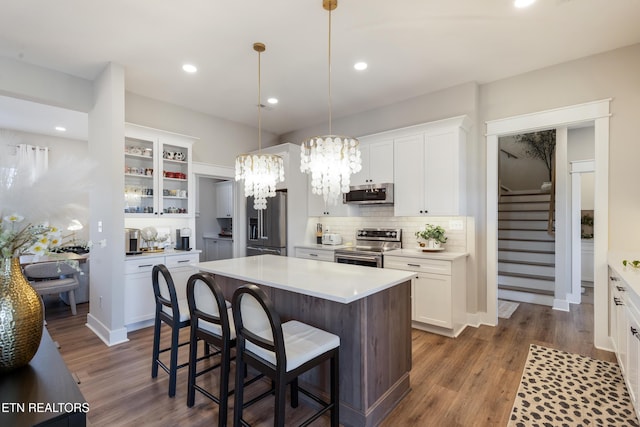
[198,307,236,340]
[162,298,190,322]
[245,320,340,372]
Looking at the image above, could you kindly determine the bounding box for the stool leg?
[330,350,339,427]
[68,290,77,315]
[233,351,245,427]
[151,313,161,378]
[168,322,179,397]
[187,330,198,407]
[275,375,286,427]
[290,377,299,408]
[218,342,231,427]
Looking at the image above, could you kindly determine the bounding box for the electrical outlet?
[98,221,103,233]
[449,220,464,231]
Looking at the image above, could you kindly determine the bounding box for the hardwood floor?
[44,296,615,426]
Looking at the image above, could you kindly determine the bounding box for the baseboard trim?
[86,313,129,347]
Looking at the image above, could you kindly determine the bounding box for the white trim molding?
[485,99,610,350]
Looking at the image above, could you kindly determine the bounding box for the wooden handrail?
[547,152,555,236]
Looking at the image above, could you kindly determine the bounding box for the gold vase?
[0,257,44,372]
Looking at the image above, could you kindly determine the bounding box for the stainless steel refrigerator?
[246,190,287,256]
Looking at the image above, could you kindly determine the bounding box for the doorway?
[485,99,611,350]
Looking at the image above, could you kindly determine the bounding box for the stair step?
[498,261,555,277]
[499,229,554,240]
[498,202,551,212]
[499,211,549,220]
[498,220,549,230]
[499,248,554,254]
[499,194,551,203]
[498,250,555,264]
[498,271,554,281]
[498,284,555,296]
[498,272,555,292]
[498,259,554,267]
[499,239,555,252]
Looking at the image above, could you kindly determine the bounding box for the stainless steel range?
[334,228,402,268]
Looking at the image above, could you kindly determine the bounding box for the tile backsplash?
[305,205,471,253]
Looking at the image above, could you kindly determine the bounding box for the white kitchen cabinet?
[385,252,467,337]
[124,251,200,330]
[308,191,355,217]
[204,237,233,261]
[215,180,233,218]
[124,123,196,218]
[608,257,640,420]
[393,116,469,216]
[351,138,394,186]
[295,246,336,262]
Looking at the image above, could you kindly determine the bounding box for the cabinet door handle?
[610,276,620,281]
[614,297,624,306]
[138,264,153,268]
[309,253,318,257]
[407,263,421,268]
[616,286,626,292]
[177,260,190,263]
[631,327,639,338]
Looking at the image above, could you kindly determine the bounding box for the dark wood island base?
[212,274,412,427]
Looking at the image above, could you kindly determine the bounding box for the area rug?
[498,299,520,319]
[508,344,639,427]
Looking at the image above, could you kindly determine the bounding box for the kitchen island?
[196,255,415,427]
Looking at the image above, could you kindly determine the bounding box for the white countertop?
[295,244,349,251]
[609,251,640,295]
[196,254,415,304]
[125,249,201,260]
[385,248,469,261]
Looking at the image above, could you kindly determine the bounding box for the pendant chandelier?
[300,0,362,206]
[235,42,284,210]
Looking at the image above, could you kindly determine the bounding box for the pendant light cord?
[258,48,262,152]
[328,5,332,136]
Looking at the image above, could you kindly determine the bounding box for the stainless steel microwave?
[343,183,394,205]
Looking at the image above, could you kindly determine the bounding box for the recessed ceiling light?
[182,64,197,73]
[55,126,66,132]
[354,62,368,71]
[514,0,536,8]
[267,97,278,105]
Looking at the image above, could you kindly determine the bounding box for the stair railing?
[547,152,556,236]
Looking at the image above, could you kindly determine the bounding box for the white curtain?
[17,144,49,183]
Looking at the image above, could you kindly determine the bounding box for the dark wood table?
[0,328,87,426]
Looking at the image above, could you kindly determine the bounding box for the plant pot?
[426,239,442,250]
[0,258,44,372]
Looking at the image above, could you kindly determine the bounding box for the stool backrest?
[232,285,285,368]
[152,264,180,320]
[24,261,79,279]
[186,272,231,339]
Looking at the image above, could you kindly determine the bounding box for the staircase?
[498,190,555,306]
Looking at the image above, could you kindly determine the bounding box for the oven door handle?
[335,254,380,263]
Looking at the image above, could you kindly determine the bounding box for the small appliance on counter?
[322,233,343,245]
[175,227,192,251]
[125,228,142,255]
[316,223,323,244]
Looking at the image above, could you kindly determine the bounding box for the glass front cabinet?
[124,124,196,218]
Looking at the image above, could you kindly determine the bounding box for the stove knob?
[386,231,391,236]
[391,232,397,237]
[360,231,367,236]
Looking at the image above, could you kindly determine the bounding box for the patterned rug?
[509,344,639,426]
[498,299,520,319]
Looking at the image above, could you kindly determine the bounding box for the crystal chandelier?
[235,43,284,210]
[300,0,361,206]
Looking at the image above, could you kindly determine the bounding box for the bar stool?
[231,284,340,427]
[186,272,235,427]
[151,264,191,397]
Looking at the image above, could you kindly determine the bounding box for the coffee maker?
[175,227,192,251]
[125,228,141,255]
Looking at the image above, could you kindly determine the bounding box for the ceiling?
[0,0,639,139]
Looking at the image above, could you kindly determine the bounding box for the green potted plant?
[415,224,447,249]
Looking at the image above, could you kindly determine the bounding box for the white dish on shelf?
[415,246,445,252]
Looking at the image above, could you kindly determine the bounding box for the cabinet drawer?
[125,256,164,274]
[295,248,334,262]
[385,256,451,275]
[165,253,199,269]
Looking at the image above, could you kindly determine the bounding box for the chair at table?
[151,264,192,398]
[186,272,235,427]
[231,284,340,427]
[23,261,80,315]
